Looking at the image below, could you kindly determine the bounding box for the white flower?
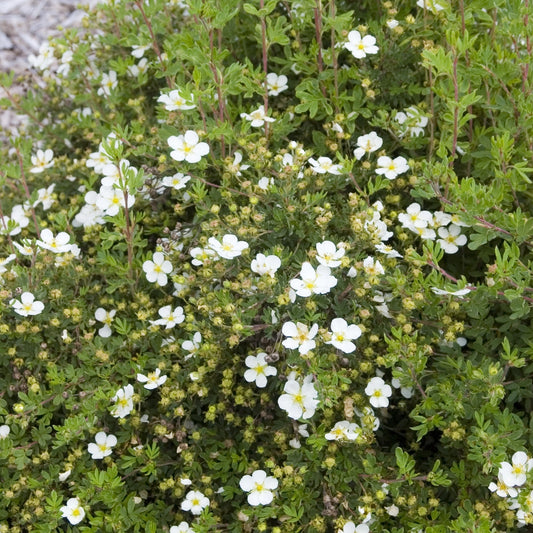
[398,203,433,231]
[353,132,383,160]
[168,131,210,164]
[10,292,44,317]
[417,0,445,13]
[375,243,402,258]
[365,377,392,408]
[30,149,54,173]
[143,252,173,286]
[137,368,168,390]
[152,305,185,329]
[339,521,370,533]
[386,19,399,29]
[244,353,277,388]
[326,318,362,354]
[278,376,319,419]
[308,156,342,175]
[96,185,135,216]
[111,384,134,418]
[499,451,533,487]
[395,106,428,137]
[28,42,55,71]
[128,57,149,77]
[162,172,191,190]
[258,176,274,190]
[316,241,345,267]
[0,425,10,439]
[58,469,72,482]
[488,471,519,498]
[131,44,150,58]
[437,224,467,254]
[95,307,116,337]
[170,522,195,533]
[266,72,288,96]
[282,321,319,355]
[375,155,409,180]
[190,246,217,266]
[61,497,85,525]
[35,228,72,254]
[228,151,250,176]
[362,256,385,277]
[290,262,337,297]
[181,490,209,515]
[344,30,379,58]
[158,89,196,111]
[88,431,117,459]
[35,184,56,210]
[208,234,248,259]
[325,420,361,441]
[182,332,202,358]
[251,253,281,278]
[431,287,471,297]
[240,105,275,127]
[239,470,279,506]
[98,70,118,97]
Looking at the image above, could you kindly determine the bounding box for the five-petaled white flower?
[326,318,362,354]
[137,368,168,390]
[488,471,519,498]
[95,307,116,337]
[240,105,275,127]
[98,70,118,97]
[61,497,85,525]
[152,305,185,329]
[251,253,281,278]
[36,229,72,254]
[365,376,392,408]
[158,89,196,111]
[338,521,369,533]
[363,256,385,277]
[190,246,217,266]
[239,470,279,506]
[316,241,345,268]
[181,490,209,515]
[437,224,467,254]
[290,262,337,297]
[353,132,383,160]
[499,451,533,487]
[282,321,319,355]
[111,384,134,418]
[30,149,54,173]
[375,155,409,180]
[162,172,191,190]
[244,352,277,388]
[10,292,44,317]
[266,72,288,96]
[143,252,173,286]
[278,376,319,419]
[208,234,249,259]
[88,431,117,459]
[344,30,379,58]
[398,203,433,231]
[325,420,361,441]
[182,332,202,358]
[168,131,210,164]
[308,156,342,175]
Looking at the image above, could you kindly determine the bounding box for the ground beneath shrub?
[0,0,98,135]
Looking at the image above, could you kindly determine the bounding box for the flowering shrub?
[0,0,533,531]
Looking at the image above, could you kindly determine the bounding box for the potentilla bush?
[0,0,532,531]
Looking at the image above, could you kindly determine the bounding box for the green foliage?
[0,0,533,531]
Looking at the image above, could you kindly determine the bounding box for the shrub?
[1,0,533,531]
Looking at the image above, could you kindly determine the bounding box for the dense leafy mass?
[1,0,533,531]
